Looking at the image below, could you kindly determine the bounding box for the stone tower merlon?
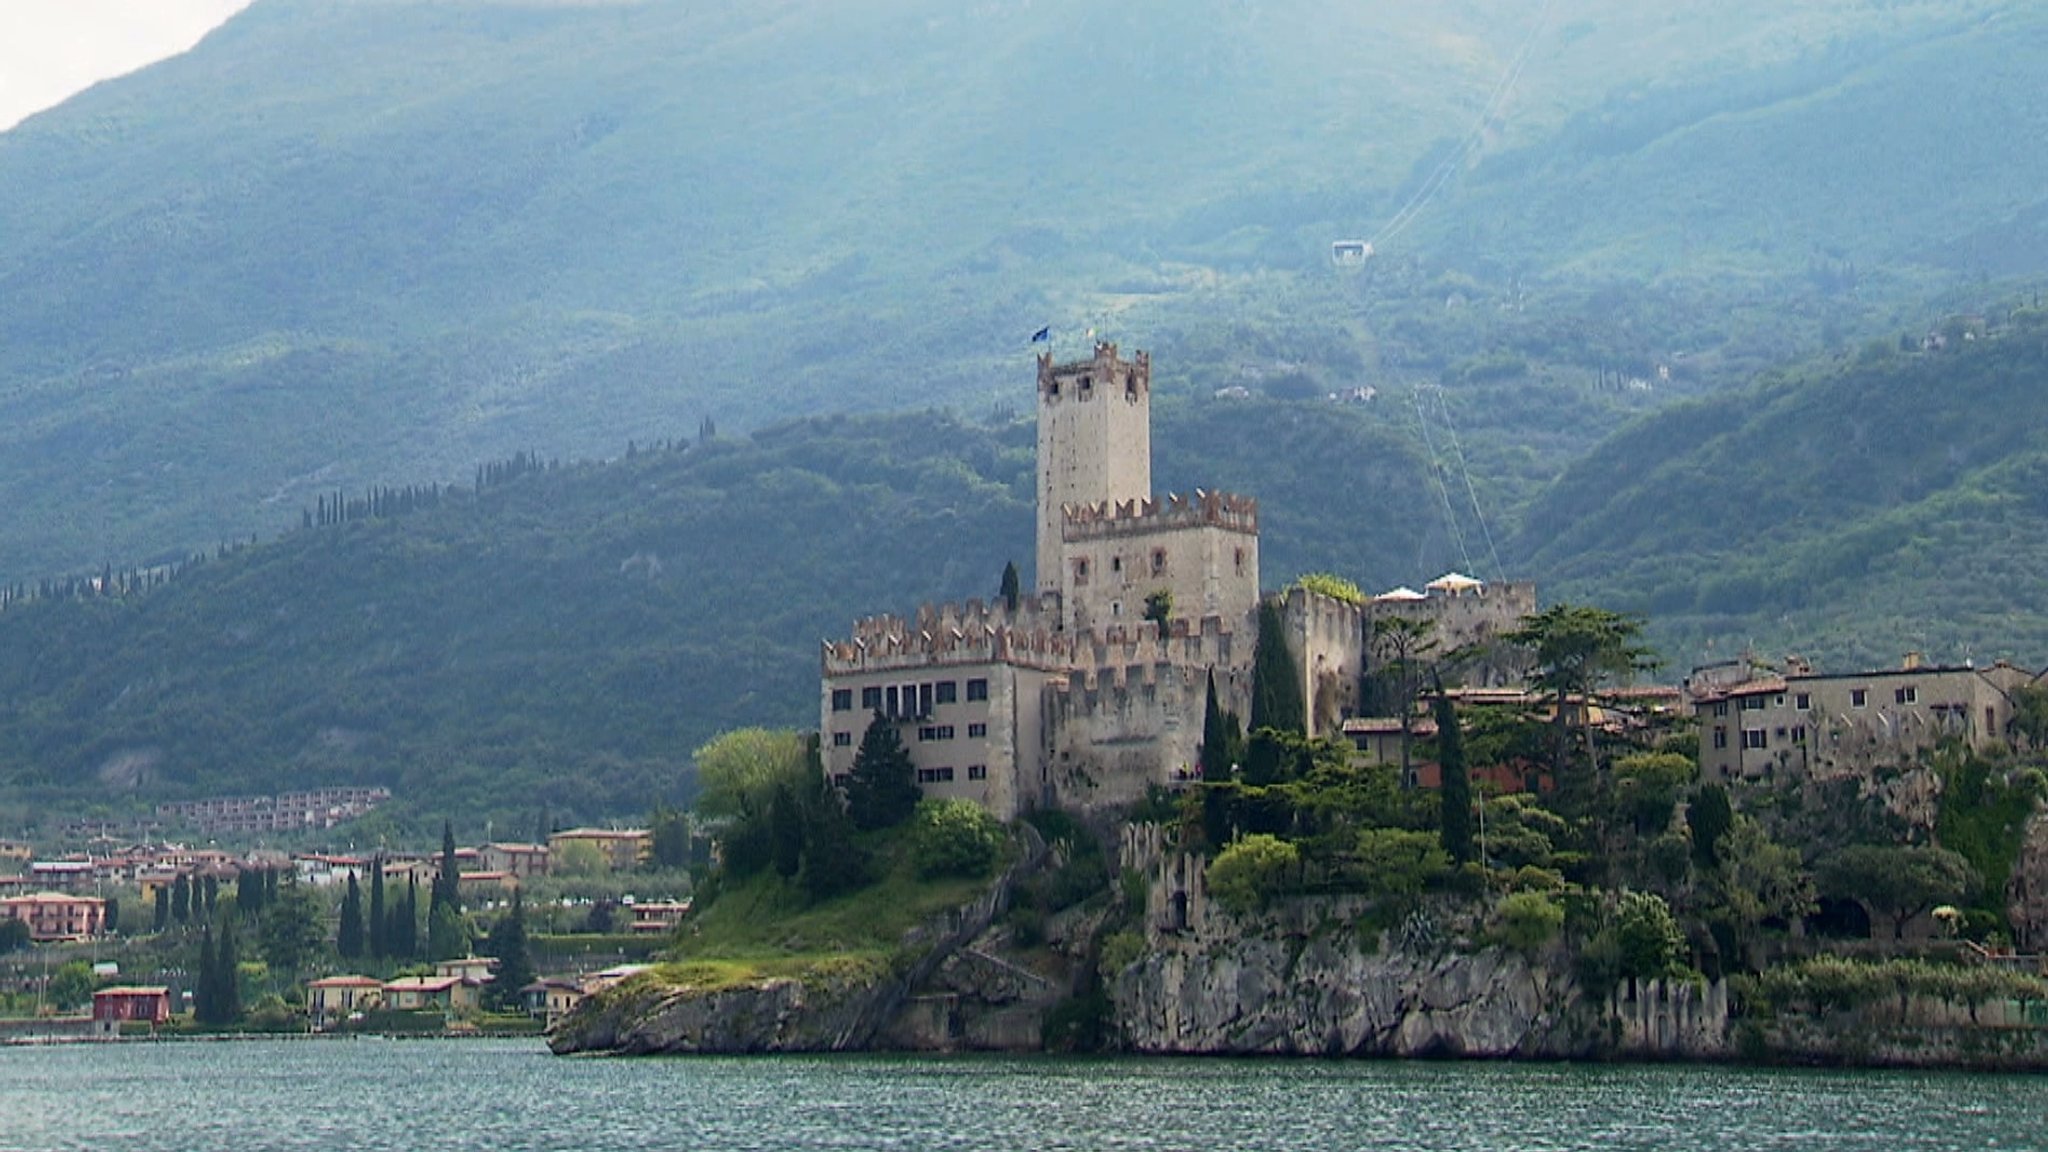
[1035,342,1152,594]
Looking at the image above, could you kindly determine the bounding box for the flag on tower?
[1029,326,1050,344]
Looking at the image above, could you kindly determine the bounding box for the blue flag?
[1030,326,1050,344]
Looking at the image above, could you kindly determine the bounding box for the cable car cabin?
[1331,240,1373,267]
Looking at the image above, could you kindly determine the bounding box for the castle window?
[935,680,957,704]
[1111,556,1122,573]
[1126,376,1138,401]
[1851,688,1868,708]
[1073,558,1089,585]
[831,688,853,712]
[917,767,956,784]
[1048,381,1060,398]
[966,678,989,702]
[1234,548,1245,575]
[1079,376,1093,399]
[861,686,883,710]
[1151,549,1167,576]
[968,722,987,738]
[968,765,988,781]
[832,732,852,748]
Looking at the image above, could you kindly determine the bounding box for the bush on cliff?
[910,799,1004,880]
[1496,891,1564,955]
[1206,834,1299,915]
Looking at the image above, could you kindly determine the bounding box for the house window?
[917,767,956,784]
[967,678,989,702]
[832,732,851,748]
[1743,729,1767,750]
[968,722,987,738]
[1151,549,1167,576]
[1791,726,1807,744]
[861,686,883,710]
[831,773,851,789]
[1713,702,1730,718]
[1740,696,1765,712]
[919,682,935,715]
[1896,686,1917,705]
[1795,693,1811,710]
[1713,727,1728,750]
[831,689,853,712]
[1851,689,1868,708]
[935,680,957,705]
[968,764,988,781]
[885,685,900,717]
[1073,558,1089,585]
[918,725,955,742]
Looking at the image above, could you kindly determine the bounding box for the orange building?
[0,892,107,941]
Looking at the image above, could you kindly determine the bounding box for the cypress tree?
[768,781,805,879]
[337,873,365,960]
[215,919,241,1024]
[999,560,1021,612]
[1249,599,1305,735]
[368,859,387,959]
[153,885,170,932]
[194,925,217,1023]
[203,874,219,919]
[845,711,920,831]
[1434,687,1474,865]
[397,875,419,957]
[435,821,462,915]
[1199,669,1242,849]
[171,874,191,924]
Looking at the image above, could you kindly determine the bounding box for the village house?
[381,975,483,1015]
[520,978,587,1028]
[1687,654,2044,783]
[307,976,384,1029]
[626,899,691,935]
[0,892,106,941]
[477,842,550,879]
[547,828,650,873]
[91,986,171,1036]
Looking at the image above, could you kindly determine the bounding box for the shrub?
[909,799,1004,880]
[1497,891,1565,955]
[1098,930,1146,983]
[1205,834,1299,915]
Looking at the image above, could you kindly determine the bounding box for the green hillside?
[1515,317,2048,671]
[0,398,1438,834]
[2,0,2040,580]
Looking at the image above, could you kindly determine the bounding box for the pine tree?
[482,893,535,1011]
[337,873,365,960]
[845,711,920,831]
[1434,687,1474,865]
[368,860,387,959]
[1249,599,1305,735]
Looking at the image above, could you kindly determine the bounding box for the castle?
[819,342,1536,818]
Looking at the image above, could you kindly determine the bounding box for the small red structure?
[92,986,171,1034]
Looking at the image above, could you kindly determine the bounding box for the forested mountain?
[3,0,2044,580]
[1519,319,2048,671]
[0,399,1438,833]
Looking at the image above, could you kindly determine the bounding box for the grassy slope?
[1,0,2039,581]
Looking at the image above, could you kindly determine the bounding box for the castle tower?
[1035,342,1151,594]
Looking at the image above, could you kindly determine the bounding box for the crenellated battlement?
[1037,341,1150,400]
[822,593,1075,674]
[1061,614,1242,684]
[1061,489,1258,541]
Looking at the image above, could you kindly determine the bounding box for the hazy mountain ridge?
[1,0,2037,581]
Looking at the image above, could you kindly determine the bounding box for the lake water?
[1,1038,2044,1151]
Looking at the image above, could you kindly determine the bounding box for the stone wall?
[1283,585,1367,737]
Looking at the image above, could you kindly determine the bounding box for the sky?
[0,0,252,132]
